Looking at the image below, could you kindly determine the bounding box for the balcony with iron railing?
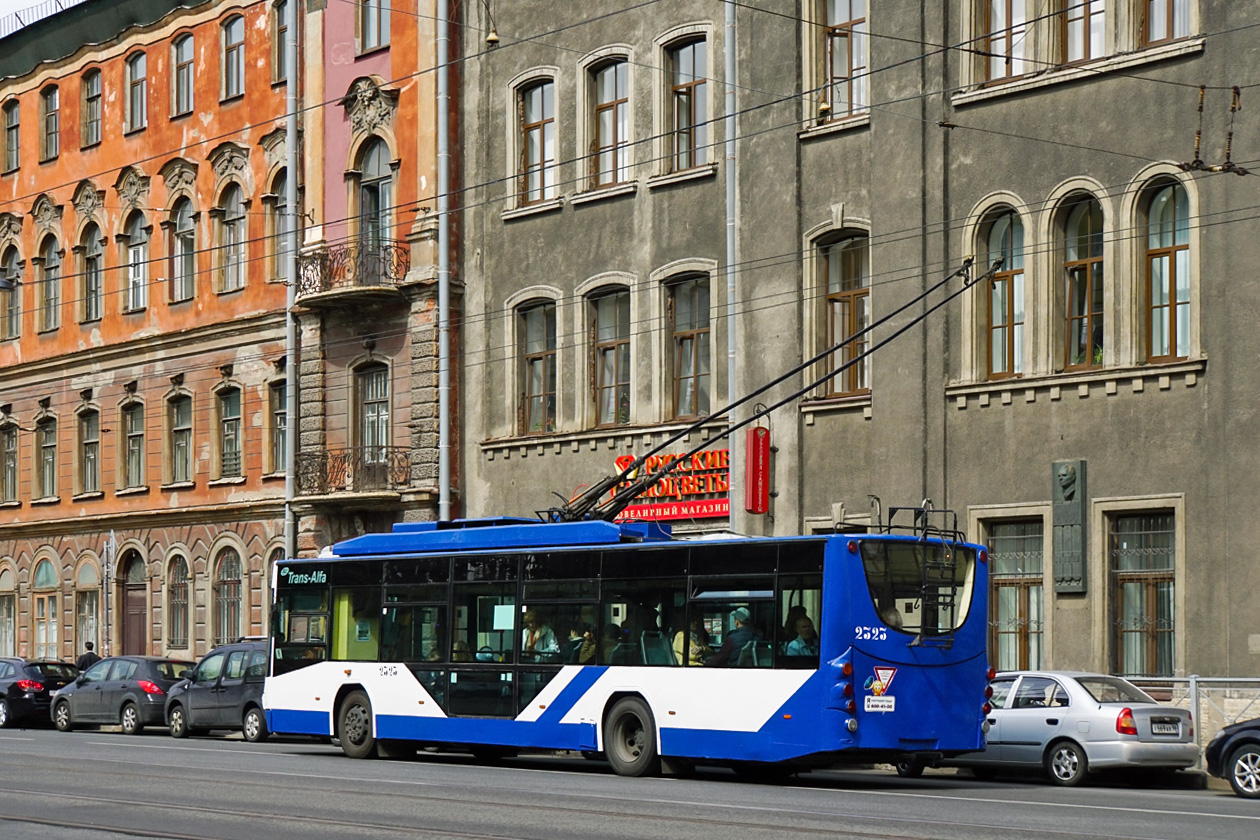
[295,240,410,307]
[295,446,411,497]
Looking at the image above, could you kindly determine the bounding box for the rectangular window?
[171,398,192,484]
[82,71,101,147]
[668,40,707,171]
[80,412,99,494]
[270,381,286,473]
[37,420,56,498]
[275,1,289,82]
[219,390,242,478]
[2,101,18,173]
[127,243,147,311]
[593,291,630,426]
[360,0,391,51]
[593,62,629,187]
[521,303,557,434]
[823,1,868,119]
[823,237,870,396]
[173,36,194,116]
[1064,0,1106,63]
[359,367,390,462]
[1147,0,1190,45]
[123,404,144,489]
[1110,513,1175,677]
[41,87,58,160]
[1,255,19,339]
[223,17,245,99]
[127,53,147,132]
[520,81,556,203]
[40,258,59,332]
[987,520,1044,671]
[1,426,16,502]
[670,277,710,419]
[986,0,1028,81]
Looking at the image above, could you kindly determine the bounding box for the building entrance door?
[120,552,148,655]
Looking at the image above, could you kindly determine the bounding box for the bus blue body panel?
[332,519,673,557]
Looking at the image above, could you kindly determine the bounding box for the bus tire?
[604,697,660,777]
[338,691,377,760]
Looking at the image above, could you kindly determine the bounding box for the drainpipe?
[284,0,299,556]
[437,0,452,521]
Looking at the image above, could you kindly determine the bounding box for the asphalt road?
[0,726,1256,840]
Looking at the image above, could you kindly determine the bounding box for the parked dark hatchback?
[0,658,77,728]
[165,640,269,741]
[52,656,196,735]
[1206,716,1260,798]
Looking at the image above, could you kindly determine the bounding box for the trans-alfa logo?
[279,567,327,584]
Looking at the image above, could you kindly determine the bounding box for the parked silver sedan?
[941,671,1199,786]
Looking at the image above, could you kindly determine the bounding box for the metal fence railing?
[0,0,88,40]
[1127,676,1260,769]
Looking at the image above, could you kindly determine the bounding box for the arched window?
[173,35,194,116]
[356,363,390,462]
[0,568,15,656]
[1145,182,1190,362]
[667,39,707,171]
[124,214,149,311]
[984,210,1025,379]
[78,409,100,494]
[2,99,19,172]
[358,139,393,254]
[33,559,58,659]
[1063,198,1104,370]
[822,235,870,396]
[81,223,103,322]
[518,80,556,202]
[75,563,99,655]
[519,302,556,433]
[39,237,60,332]
[170,199,195,302]
[121,401,145,489]
[218,387,242,478]
[40,85,59,161]
[591,289,630,426]
[269,169,289,281]
[168,556,189,649]
[81,69,101,147]
[219,185,245,292]
[222,16,245,99]
[592,61,628,187]
[1,246,20,339]
[214,548,242,646]
[669,276,710,419]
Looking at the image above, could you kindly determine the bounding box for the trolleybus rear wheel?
[338,691,377,759]
[604,697,660,777]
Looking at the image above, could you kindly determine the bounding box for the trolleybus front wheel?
[604,697,660,777]
[338,691,377,760]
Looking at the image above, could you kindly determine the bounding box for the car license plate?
[1152,722,1179,735]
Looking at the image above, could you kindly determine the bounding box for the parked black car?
[0,658,77,728]
[51,655,196,735]
[164,640,269,741]
[1206,716,1260,798]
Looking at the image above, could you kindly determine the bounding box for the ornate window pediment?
[114,167,151,210]
[72,181,105,221]
[342,77,399,135]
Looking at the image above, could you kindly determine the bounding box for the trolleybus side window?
[689,576,774,668]
[601,576,686,666]
[777,574,823,667]
[332,586,382,661]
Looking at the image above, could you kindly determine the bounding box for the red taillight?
[137,680,164,695]
[1116,707,1138,735]
[847,540,858,554]
[986,667,997,680]
[984,685,994,699]
[15,679,43,692]
[982,702,992,715]
[842,683,854,698]
[978,549,989,564]
[845,699,856,714]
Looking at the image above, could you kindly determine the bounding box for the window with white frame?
[36,417,56,498]
[218,388,242,478]
[592,61,629,187]
[1,424,17,502]
[2,99,19,172]
[126,52,147,132]
[124,214,148,311]
[169,395,192,484]
[222,16,245,100]
[983,209,1024,379]
[269,381,286,473]
[81,224,103,322]
[170,200,195,302]
[1,247,20,339]
[40,85,59,161]
[75,564,99,654]
[79,409,100,494]
[358,139,393,255]
[33,560,58,659]
[269,169,289,281]
[39,238,60,332]
[0,568,14,656]
[356,364,390,462]
[274,1,289,83]
[173,35,194,116]
[519,80,556,203]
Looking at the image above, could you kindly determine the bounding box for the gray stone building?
[459,1,1260,679]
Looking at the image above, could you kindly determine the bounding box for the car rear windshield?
[29,663,77,679]
[155,661,196,680]
[1077,676,1156,704]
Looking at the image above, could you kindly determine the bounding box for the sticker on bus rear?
[865,695,895,712]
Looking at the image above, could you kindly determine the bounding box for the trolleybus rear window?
[859,541,975,635]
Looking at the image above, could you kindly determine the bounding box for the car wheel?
[1045,740,1088,786]
[896,758,926,778]
[168,705,190,739]
[53,700,73,732]
[243,707,269,743]
[120,702,144,735]
[338,691,377,759]
[0,697,10,728]
[604,696,660,777]
[1228,743,1260,798]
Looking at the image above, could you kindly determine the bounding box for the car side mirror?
[181,668,194,680]
[76,675,88,686]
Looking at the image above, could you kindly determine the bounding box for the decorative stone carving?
[114,167,151,209]
[31,195,63,231]
[209,143,250,180]
[1052,459,1087,593]
[344,78,398,135]
[73,181,105,220]
[160,158,198,195]
[259,128,287,171]
[0,212,22,243]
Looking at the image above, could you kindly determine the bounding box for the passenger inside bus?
[673,618,713,666]
[785,616,819,657]
[520,609,559,661]
[704,607,759,667]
